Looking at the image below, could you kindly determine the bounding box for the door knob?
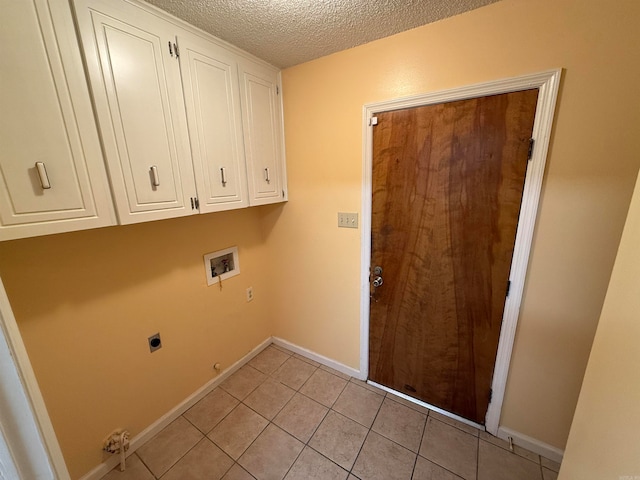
[373,266,383,275]
[372,276,383,288]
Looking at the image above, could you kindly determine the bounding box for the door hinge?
[194,197,199,209]
[282,190,285,197]
[527,138,535,160]
[276,85,279,95]
[506,280,511,297]
[190,197,200,210]
[169,41,179,58]
[488,388,493,403]
[369,116,378,126]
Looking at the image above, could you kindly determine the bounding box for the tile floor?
[102,344,561,480]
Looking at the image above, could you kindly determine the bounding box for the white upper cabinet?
[238,60,288,206]
[0,0,114,241]
[74,0,198,224]
[178,33,249,212]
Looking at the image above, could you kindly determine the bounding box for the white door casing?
[360,69,562,434]
[0,277,70,479]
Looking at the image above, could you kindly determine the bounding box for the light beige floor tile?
[542,467,558,480]
[541,457,561,472]
[284,446,348,480]
[478,431,540,463]
[184,388,239,433]
[248,346,290,375]
[372,397,427,452]
[429,411,480,437]
[293,353,321,367]
[220,366,267,400]
[333,382,384,427]
[102,453,154,480]
[222,464,256,480]
[161,438,233,480]
[208,404,269,460]
[272,357,317,390]
[136,416,203,477]
[308,411,368,470]
[385,392,431,416]
[477,440,542,480]
[238,424,304,480]
[413,456,464,479]
[419,417,478,480]
[349,378,387,395]
[273,393,328,443]
[319,364,352,380]
[270,343,294,355]
[300,369,348,407]
[243,379,295,420]
[352,431,416,480]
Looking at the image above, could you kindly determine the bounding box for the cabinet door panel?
[239,62,286,205]
[179,36,248,212]
[0,0,113,237]
[91,12,189,215]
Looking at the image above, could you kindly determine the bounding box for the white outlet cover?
[338,212,359,229]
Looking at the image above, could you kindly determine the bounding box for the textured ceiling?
[143,0,500,68]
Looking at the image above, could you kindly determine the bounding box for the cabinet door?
[238,60,287,206]
[178,34,248,212]
[74,0,197,224]
[0,0,114,241]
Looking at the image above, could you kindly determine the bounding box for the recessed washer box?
[204,246,240,286]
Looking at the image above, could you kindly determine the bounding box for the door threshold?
[367,380,486,432]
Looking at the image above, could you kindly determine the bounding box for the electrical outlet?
[148,333,162,352]
[338,212,358,229]
[246,287,254,302]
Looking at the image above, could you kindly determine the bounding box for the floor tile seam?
[329,393,384,430]
[267,363,320,391]
[239,382,298,422]
[181,402,239,436]
[370,407,428,455]
[212,413,270,463]
[279,437,309,480]
[345,400,387,476]
[478,438,543,468]
[138,428,206,480]
[415,407,429,460]
[293,398,331,443]
[158,436,234,480]
[383,392,432,417]
[158,436,218,478]
[302,443,352,477]
[218,366,269,401]
[428,415,481,439]
[481,437,542,464]
[129,452,155,479]
[421,455,471,480]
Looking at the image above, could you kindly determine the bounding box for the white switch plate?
[338,212,359,229]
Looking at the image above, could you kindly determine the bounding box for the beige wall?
[268,0,640,451]
[1,0,639,477]
[0,208,275,478]
[559,173,640,478]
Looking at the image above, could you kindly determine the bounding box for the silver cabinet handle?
[264,167,270,183]
[220,167,227,186]
[35,162,51,189]
[150,165,160,187]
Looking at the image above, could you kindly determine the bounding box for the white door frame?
[359,69,562,434]
[0,276,70,479]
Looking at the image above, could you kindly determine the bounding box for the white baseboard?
[271,337,362,379]
[497,426,564,464]
[79,337,273,480]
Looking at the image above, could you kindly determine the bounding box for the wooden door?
[238,60,286,205]
[178,33,248,212]
[368,90,539,424]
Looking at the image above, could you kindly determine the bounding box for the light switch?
[338,212,359,229]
